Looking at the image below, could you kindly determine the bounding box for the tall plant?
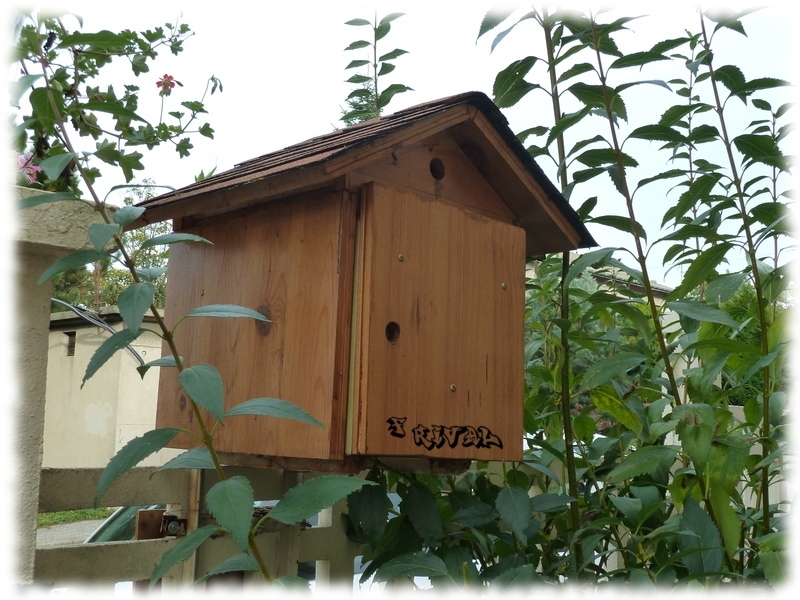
[15,12,373,587]
[342,6,791,589]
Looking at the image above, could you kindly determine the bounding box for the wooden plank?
[34,538,179,584]
[356,182,525,461]
[351,131,517,225]
[156,192,351,460]
[39,468,192,512]
[448,109,582,254]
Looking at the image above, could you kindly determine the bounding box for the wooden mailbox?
[137,92,595,469]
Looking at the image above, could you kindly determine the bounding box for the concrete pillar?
[13,186,107,584]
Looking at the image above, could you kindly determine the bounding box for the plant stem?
[698,13,772,536]
[540,9,584,579]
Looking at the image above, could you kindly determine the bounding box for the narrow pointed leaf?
[347,481,392,545]
[582,352,647,390]
[379,12,405,26]
[589,215,647,241]
[607,445,679,482]
[185,304,269,320]
[137,355,180,379]
[496,485,531,544]
[530,493,575,514]
[88,223,121,251]
[39,153,76,182]
[344,18,371,26]
[493,564,538,585]
[206,477,254,552]
[136,266,168,282]
[158,447,215,470]
[179,364,224,422]
[378,48,408,62]
[680,497,723,575]
[113,205,146,227]
[38,249,113,285]
[666,243,733,301]
[58,30,129,48]
[274,576,311,589]
[83,328,140,387]
[224,398,323,427]
[80,101,149,123]
[195,553,260,584]
[268,476,375,525]
[451,501,498,527]
[404,482,444,546]
[374,551,451,583]
[591,386,644,436]
[118,283,155,334]
[344,40,371,51]
[477,6,518,40]
[609,51,669,69]
[151,525,220,584]
[17,192,83,210]
[96,428,181,505]
[714,64,746,94]
[140,233,211,249]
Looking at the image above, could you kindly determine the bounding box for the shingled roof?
[136,91,595,252]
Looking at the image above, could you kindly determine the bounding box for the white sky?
[5,0,797,286]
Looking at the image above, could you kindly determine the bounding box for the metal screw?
[501,282,507,290]
[450,384,457,392]
[398,254,405,262]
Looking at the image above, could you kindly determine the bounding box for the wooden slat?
[39,468,192,512]
[356,182,525,461]
[34,539,179,584]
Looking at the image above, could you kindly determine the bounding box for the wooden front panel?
[355,182,525,460]
[156,192,356,460]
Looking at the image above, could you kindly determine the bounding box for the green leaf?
[80,101,149,123]
[345,59,370,70]
[96,428,181,505]
[113,205,146,227]
[379,12,406,26]
[565,248,615,287]
[451,501,498,527]
[659,103,704,127]
[522,460,561,485]
[184,304,269,320]
[548,106,592,146]
[666,300,737,328]
[680,497,723,576]
[157,447,215,470]
[83,328,140,387]
[493,57,540,108]
[268,476,375,525]
[607,445,679,482]
[707,436,750,494]
[58,30,129,48]
[29,88,60,131]
[344,18,371,26]
[576,148,638,168]
[492,564,538,585]
[137,355,180,379]
[195,553,260,584]
[759,550,786,585]
[496,485,531,544]
[17,192,83,210]
[344,40,371,51]
[224,398,323,427]
[88,223,120,251]
[556,62,595,84]
[731,77,789,99]
[274,576,311,589]
[39,153,76,182]
[377,84,413,110]
[136,267,168,282]
[140,233,211,249]
[37,249,112,285]
[707,487,739,560]
[151,525,220,584]
[530,493,575,514]
[628,124,686,144]
[179,364,225,423]
[733,134,783,166]
[118,283,155,335]
[403,482,444,546]
[477,6,518,40]
[10,73,42,106]
[206,477,254,552]
[378,48,409,62]
[714,65,746,94]
[589,215,647,241]
[348,481,392,545]
[609,51,669,69]
[568,82,627,120]
[666,243,732,301]
[582,352,648,390]
[673,404,714,471]
[374,551,451,583]
[636,169,685,190]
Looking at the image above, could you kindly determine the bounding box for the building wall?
[43,309,180,469]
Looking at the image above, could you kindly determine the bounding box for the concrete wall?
[43,309,179,469]
[14,186,108,584]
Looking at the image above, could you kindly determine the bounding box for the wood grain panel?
[356,182,525,460]
[156,192,354,460]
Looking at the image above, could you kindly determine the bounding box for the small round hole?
[429,158,445,180]
[385,321,401,344]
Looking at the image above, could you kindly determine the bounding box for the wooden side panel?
[356,182,525,461]
[156,192,355,460]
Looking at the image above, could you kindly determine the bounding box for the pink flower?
[157,74,176,96]
[18,152,42,183]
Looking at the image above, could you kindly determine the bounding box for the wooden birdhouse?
[136,92,595,471]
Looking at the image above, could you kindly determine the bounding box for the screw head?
[501,282,507,290]
[398,254,405,262]
[450,384,457,392]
